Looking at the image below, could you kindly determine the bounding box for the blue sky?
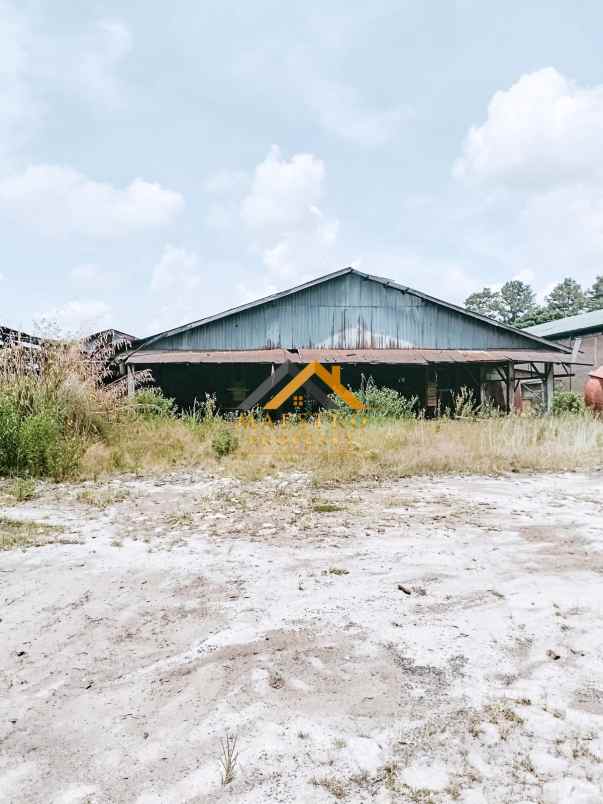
[2,0,603,336]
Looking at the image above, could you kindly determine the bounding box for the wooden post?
[543,363,554,413]
[506,362,515,414]
[127,363,135,399]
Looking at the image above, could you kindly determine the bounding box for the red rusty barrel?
[584,366,603,412]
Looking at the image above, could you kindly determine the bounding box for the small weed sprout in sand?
[269,671,285,689]
[0,517,69,551]
[8,478,36,501]
[312,501,342,513]
[310,775,347,799]
[77,488,129,509]
[219,732,239,785]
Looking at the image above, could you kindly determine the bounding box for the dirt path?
[1,470,602,803]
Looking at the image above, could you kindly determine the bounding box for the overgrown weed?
[0,516,73,551]
[78,413,603,482]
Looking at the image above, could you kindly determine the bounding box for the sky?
[2,1,603,337]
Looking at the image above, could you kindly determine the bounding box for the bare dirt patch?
[1,470,602,803]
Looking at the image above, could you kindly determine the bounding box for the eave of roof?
[130,267,570,356]
[127,348,582,366]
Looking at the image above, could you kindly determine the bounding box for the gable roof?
[525,309,603,339]
[133,267,569,355]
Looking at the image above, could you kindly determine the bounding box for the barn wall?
[549,330,602,393]
[141,273,542,352]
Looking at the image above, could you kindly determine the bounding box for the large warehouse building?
[126,268,576,413]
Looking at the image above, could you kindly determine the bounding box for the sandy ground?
[1,469,602,804]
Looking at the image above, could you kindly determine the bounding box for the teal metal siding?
[142,273,546,352]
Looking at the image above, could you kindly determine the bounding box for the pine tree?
[464,287,500,319]
[586,276,603,311]
[497,281,536,325]
[543,278,586,320]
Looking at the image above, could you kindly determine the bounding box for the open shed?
[126,268,578,413]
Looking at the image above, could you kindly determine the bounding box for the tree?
[515,305,549,328]
[464,287,500,319]
[543,278,586,320]
[586,275,603,311]
[465,281,536,326]
[497,280,536,325]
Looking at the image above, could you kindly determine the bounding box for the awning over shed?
[126,348,584,366]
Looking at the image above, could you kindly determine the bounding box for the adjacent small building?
[525,310,603,393]
[126,268,579,413]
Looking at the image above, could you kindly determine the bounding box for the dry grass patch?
[8,478,37,502]
[76,487,129,508]
[77,414,603,483]
[0,517,74,551]
[227,415,603,482]
[310,775,347,799]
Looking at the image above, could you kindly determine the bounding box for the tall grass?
[2,341,602,482]
[0,339,127,478]
[79,411,603,481]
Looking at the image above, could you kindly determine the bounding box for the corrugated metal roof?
[525,309,603,338]
[131,268,569,356]
[127,348,584,366]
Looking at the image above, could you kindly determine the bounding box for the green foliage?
[452,387,477,418]
[544,278,586,320]
[211,426,239,458]
[181,393,219,426]
[552,391,585,416]
[132,388,176,419]
[466,274,603,326]
[330,377,419,418]
[497,281,536,325]
[465,282,535,326]
[586,275,603,311]
[0,341,124,479]
[464,287,500,319]
[9,477,36,501]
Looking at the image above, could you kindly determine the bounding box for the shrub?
[331,376,419,418]
[0,339,127,478]
[9,477,36,501]
[552,390,585,416]
[211,427,239,458]
[132,388,176,419]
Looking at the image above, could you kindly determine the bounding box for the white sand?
[1,470,602,803]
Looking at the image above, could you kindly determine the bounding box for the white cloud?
[36,299,112,336]
[303,76,408,147]
[0,164,184,237]
[205,169,248,195]
[0,2,38,167]
[0,6,133,168]
[451,68,603,296]
[150,244,201,293]
[236,280,278,303]
[361,252,478,305]
[70,263,119,290]
[147,245,204,334]
[454,68,603,189]
[241,145,339,278]
[72,19,132,109]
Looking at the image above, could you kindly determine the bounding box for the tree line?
[464,276,603,328]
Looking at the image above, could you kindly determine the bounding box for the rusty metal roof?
[130,268,569,356]
[127,348,584,366]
